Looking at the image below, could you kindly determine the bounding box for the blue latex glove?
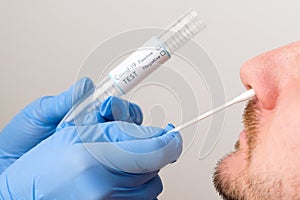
[0,77,142,174]
[0,121,182,199]
[0,77,92,174]
[0,77,182,199]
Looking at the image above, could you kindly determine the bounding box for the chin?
[213,143,289,199]
[213,148,249,200]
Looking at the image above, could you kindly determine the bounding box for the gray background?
[1,0,300,199]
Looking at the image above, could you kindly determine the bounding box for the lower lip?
[239,130,247,146]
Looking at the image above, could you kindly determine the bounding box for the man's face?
[213,41,300,199]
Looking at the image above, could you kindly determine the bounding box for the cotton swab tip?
[233,89,256,103]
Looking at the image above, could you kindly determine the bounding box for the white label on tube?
[108,36,171,94]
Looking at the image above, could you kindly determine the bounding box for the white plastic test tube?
[58,9,206,126]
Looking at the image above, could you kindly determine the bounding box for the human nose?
[240,41,300,110]
[240,52,281,110]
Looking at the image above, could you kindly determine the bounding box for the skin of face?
[213,40,300,199]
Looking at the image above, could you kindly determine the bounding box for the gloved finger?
[81,123,183,173]
[111,175,163,200]
[47,121,164,149]
[76,121,165,144]
[0,77,94,174]
[82,96,143,126]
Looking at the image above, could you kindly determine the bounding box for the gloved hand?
[0,77,142,174]
[0,120,182,199]
[0,77,183,199]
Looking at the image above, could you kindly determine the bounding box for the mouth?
[234,98,261,157]
[234,130,248,151]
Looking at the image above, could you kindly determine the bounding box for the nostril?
[245,84,252,90]
[240,60,279,111]
[240,76,279,110]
